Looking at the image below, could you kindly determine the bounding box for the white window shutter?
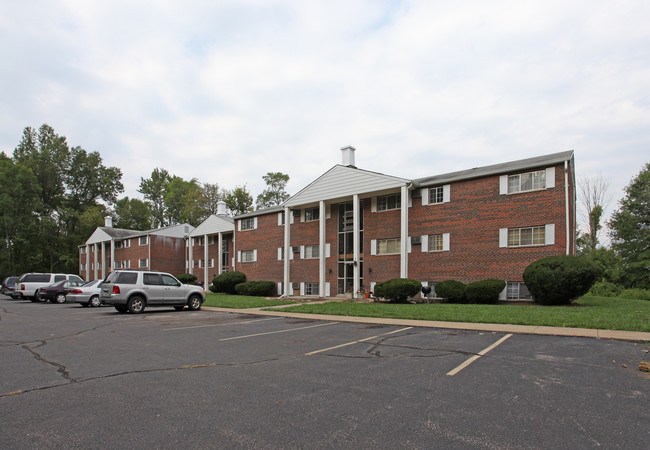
[546,167,555,188]
[210,259,214,268]
[253,217,258,230]
[443,185,451,203]
[278,213,283,226]
[443,233,450,251]
[421,188,429,206]
[300,282,305,296]
[499,228,508,248]
[326,207,331,219]
[277,282,282,295]
[325,243,331,258]
[371,197,377,212]
[278,248,282,260]
[300,245,305,259]
[237,220,242,231]
[290,213,295,224]
[545,224,555,245]
[325,282,330,296]
[371,239,377,255]
[300,210,305,222]
[237,251,241,262]
[407,237,412,254]
[499,175,508,195]
[253,249,258,262]
[421,235,429,252]
[499,286,507,300]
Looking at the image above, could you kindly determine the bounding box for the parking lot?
[1,296,648,449]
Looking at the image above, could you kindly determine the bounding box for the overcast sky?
[1,0,648,227]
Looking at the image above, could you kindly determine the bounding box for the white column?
[217,233,223,275]
[318,200,326,298]
[283,207,291,296]
[110,241,115,273]
[101,242,106,279]
[353,194,360,298]
[188,238,193,275]
[85,244,91,280]
[400,185,408,278]
[204,234,209,285]
[93,243,98,280]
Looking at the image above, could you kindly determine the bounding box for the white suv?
[100,270,205,314]
[15,273,85,301]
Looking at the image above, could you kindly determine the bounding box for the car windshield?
[81,280,101,287]
[52,280,68,287]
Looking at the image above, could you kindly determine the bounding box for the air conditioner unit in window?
[291,282,299,290]
[411,236,422,245]
[411,189,422,199]
[292,246,300,253]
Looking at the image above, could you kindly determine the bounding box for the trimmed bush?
[588,281,623,297]
[374,278,422,303]
[211,271,246,294]
[435,280,467,303]
[466,279,505,304]
[176,273,198,284]
[523,255,601,305]
[618,288,650,301]
[235,281,276,297]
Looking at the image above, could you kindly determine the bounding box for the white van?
[15,273,85,301]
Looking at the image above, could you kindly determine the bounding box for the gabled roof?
[189,215,235,236]
[414,150,574,187]
[284,165,410,207]
[236,205,283,220]
[83,223,194,245]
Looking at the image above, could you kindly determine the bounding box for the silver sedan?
[67,279,104,307]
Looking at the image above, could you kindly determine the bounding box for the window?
[429,187,444,204]
[507,282,531,300]
[80,247,86,254]
[143,273,161,285]
[116,272,137,284]
[377,238,400,255]
[305,207,319,222]
[139,259,149,268]
[304,282,319,295]
[139,236,148,245]
[304,245,319,259]
[428,234,444,252]
[240,218,255,231]
[80,263,86,271]
[241,250,255,262]
[508,170,546,193]
[508,226,545,247]
[377,193,401,211]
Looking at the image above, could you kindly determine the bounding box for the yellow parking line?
[219,321,337,341]
[446,333,513,376]
[306,327,413,356]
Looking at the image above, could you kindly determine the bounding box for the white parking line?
[446,333,513,376]
[164,317,283,331]
[305,326,413,356]
[219,321,338,341]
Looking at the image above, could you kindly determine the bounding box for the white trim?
[443,184,451,203]
[499,175,508,195]
[371,197,377,213]
[546,167,556,188]
[300,245,305,260]
[421,187,429,206]
[278,247,283,260]
[300,282,305,296]
[371,239,377,255]
[442,233,450,251]
[545,224,555,245]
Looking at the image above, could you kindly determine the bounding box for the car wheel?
[115,305,128,313]
[89,295,101,307]
[187,295,202,311]
[54,293,66,304]
[127,296,145,314]
[174,306,184,311]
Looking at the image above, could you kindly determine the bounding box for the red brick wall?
[190,235,234,284]
[234,212,284,287]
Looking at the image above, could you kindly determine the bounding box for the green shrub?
[523,255,601,305]
[588,281,623,297]
[235,281,276,297]
[466,279,505,304]
[374,278,422,303]
[618,288,650,301]
[176,273,198,284]
[211,271,246,294]
[435,280,467,303]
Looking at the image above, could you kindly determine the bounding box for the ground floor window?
[304,282,319,296]
[507,282,531,300]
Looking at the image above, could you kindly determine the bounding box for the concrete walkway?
[203,306,650,342]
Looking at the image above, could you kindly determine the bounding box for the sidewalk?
[203,305,650,342]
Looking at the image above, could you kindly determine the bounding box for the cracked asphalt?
[1,296,648,449]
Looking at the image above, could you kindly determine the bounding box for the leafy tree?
[577,175,611,253]
[200,182,224,215]
[65,146,123,209]
[224,185,254,216]
[114,197,153,230]
[138,168,171,228]
[256,172,290,209]
[609,163,650,289]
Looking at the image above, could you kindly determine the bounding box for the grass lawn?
[203,292,296,309]
[273,296,650,332]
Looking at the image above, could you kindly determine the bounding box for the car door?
[142,273,166,305]
[161,274,185,304]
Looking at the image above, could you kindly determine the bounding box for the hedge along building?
[187,201,235,285]
[232,146,576,300]
[79,218,194,281]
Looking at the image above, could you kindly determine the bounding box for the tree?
[200,182,224,215]
[224,185,254,216]
[577,175,611,253]
[138,168,171,228]
[256,172,290,209]
[164,176,206,226]
[608,163,650,289]
[114,197,153,230]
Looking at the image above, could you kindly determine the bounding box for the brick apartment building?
[231,147,576,300]
[79,220,194,281]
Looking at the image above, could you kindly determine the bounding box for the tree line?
[0,124,290,277]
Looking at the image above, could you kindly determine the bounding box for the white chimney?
[217,201,227,216]
[341,146,356,167]
[104,216,113,227]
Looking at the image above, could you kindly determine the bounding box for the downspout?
[564,160,570,255]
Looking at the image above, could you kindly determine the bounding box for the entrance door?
[337,202,363,294]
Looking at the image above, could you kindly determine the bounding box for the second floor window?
[377,238,401,255]
[377,193,401,211]
[240,218,255,231]
[508,170,545,193]
[305,207,319,222]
